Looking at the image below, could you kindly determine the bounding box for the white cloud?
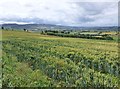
[0,0,119,26]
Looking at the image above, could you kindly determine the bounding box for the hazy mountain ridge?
[1,23,118,31]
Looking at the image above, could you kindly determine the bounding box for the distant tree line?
[41,30,113,40]
[1,26,29,32]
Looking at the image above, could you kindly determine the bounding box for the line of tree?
[42,30,113,40]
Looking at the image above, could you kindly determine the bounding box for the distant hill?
[1,23,118,31]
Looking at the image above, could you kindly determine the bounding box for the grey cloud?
[72,2,117,26]
[0,17,45,24]
[76,2,114,16]
[0,17,67,25]
[77,16,95,23]
[0,1,118,27]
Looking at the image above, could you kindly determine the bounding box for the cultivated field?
[2,30,120,87]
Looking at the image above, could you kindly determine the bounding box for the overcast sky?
[0,0,119,27]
